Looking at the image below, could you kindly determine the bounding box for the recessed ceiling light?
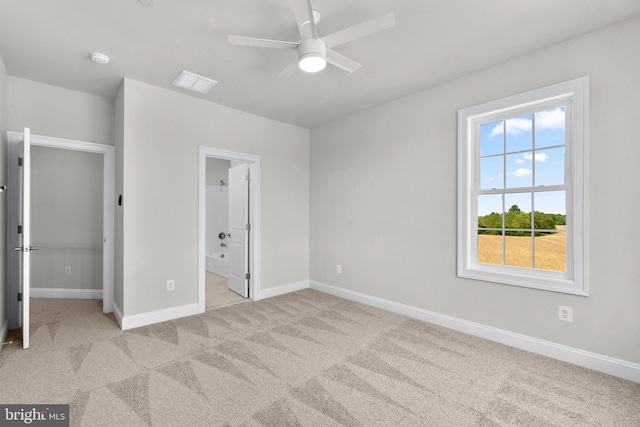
[90,52,110,65]
[172,70,217,94]
[138,0,153,6]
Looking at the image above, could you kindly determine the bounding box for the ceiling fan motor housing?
[298,38,327,61]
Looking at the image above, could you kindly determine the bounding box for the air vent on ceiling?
[172,70,217,94]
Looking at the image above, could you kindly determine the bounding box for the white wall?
[206,157,231,186]
[30,146,103,291]
[0,54,8,329]
[206,186,228,257]
[120,79,309,316]
[310,16,640,365]
[8,77,114,145]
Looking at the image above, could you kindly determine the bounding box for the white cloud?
[490,123,503,137]
[515,158,524,164]
[535,108,565,131]
[512,168,532,177]
[524,152,549,163]
[486,177,494,182]
[489,107,564,138]
[490,117,531,137]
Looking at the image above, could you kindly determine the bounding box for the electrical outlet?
[166,279,175,291]
[336,264,342,274]
[65,266,71,275]
[559,305,573,322]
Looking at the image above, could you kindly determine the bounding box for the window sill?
[458,265,588,296]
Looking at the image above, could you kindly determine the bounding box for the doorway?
[6,131,115,342]
[203,157,240,309]
[30,146,104,299]
[198,147,260,313]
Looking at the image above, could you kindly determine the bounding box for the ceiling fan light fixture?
[299,55,326,73]
[298,38,327,73]
[226,2,394,77]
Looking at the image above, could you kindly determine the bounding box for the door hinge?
[246,173,250,181]
[18,157,23,166]
[246,224,251,231]
[17,293,22,302]
[18,225,23,234]
[245,273,251,280]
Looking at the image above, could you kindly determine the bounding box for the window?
[458,77,588,295]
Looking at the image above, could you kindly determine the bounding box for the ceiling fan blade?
[306,0,318,39]
[326,49,362,73]
[277,58,301,79]
[228,35,298,50]
[292,0,312,40]
[322,13,395,48]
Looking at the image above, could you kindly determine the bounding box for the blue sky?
[478,107,566,216]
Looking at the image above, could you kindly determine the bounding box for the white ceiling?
[1,0,639,128]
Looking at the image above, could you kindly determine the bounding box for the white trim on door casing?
[7,131,115,314]
[198,146,261,313]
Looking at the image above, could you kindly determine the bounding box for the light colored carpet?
[206,271,246,310]
[1,292,639,426]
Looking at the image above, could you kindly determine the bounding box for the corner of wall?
[113,81,124,314]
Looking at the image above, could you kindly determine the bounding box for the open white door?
[15,128,34,349]
[227,163,249,298]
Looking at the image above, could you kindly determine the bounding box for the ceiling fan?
[228,0,395,77]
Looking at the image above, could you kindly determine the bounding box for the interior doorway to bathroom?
[198,147,261,313]
[204,157,243,309]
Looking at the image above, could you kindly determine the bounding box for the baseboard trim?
[205,268,228,279]
[112,302,123,329]
[256,280,309,300]
[0,319,9,354]
[121,303,199,330]
[31,288,103,299]
[310,280,640,383]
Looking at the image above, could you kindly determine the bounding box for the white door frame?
[8,131,115,313]
[198,146,261,313]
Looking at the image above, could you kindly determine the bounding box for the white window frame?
[457,77,589,295]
